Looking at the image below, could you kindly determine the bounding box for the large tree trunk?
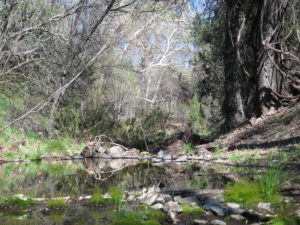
[257,0,285,114]
[223,0,246,129]
[223,0,294,129]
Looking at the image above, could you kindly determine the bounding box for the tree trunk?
[257,0,283,114]
[223,0,246,129]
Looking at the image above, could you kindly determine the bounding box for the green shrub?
[224,178,283,206]
[47,199,67,209]
[45,140,67,153]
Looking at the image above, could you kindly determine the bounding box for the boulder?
[124,148,140,157]
[81,142,97,157]
[106,146,124,157]
[97,146,106,153]
[92,152,110,158]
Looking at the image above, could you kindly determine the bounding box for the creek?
[0,159,299,225]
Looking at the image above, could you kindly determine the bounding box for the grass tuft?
[47,199,68,209]
[225,166,284,206]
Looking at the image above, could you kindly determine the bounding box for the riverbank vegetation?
[1,0,300,224]
[1,0,300,155]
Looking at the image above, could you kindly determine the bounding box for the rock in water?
[203,199,229,217]
[124,148,140,157]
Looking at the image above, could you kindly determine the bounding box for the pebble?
[226,203,240,209]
